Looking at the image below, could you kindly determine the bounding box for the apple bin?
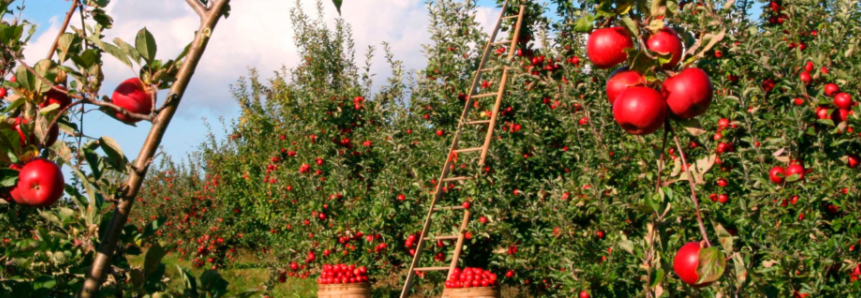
[317,264,371,298]
[317,283,371,298]
[440,287,500,298]
[441,267,500,298]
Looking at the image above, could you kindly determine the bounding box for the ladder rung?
[471,92,499,99]
[502,15,519,20]
[465,120,491,125]
[442,176,473,182]
[453,147,483,153]
[433,206,466,212]
[479,68,494,72]
[415,267,450,271]
[491,40,512,46]
[423,235,459,241]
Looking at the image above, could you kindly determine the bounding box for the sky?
[15,0,504,164]
[14,0,759,166]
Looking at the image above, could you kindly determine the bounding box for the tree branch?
[668,123,712,247]
[81,0,232,296]
[186,0,208,18]
[46,0,80,60]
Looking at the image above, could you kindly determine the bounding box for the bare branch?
[46,0,80,60]
[669,124,712,247]
[186,0,208,18]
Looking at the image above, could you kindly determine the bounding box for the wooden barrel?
[441,287,500,298]
[317,282,371,298]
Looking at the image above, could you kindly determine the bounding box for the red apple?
[587,27,634,69]
[0,87,6,99]
[804,61,814,73]
[831,108,850,123]
[13,117,59,148]
[717,118,730,130]
[41,85,72,110]
[663,68,713,119]
[815,106,830,120]
[613,87,667,135]
[12,159,65,207]
[606,68,644,105]
[834,93,853,110]
[111,78,153,123]
[799,72,811,86]
[673,242,712,287]
[848,154,860,168]
[646,27,683,69]
[824,83,840,97]
[786,164,804,181]
[769,166,785,184]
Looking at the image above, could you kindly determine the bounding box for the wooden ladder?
[398,1,525,297]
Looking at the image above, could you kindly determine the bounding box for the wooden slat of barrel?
[441,287,500,298]
[317,283,371,298]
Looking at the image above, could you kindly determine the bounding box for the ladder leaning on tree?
[398,1,525,297]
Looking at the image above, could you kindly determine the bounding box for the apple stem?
[668,123,712,247]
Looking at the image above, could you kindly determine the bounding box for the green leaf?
[4,96,25,114]
[33,59,59,94]
[696,247,726,284]
[135,27,157,63]
[144,242,167,278]
[651,268,665,287]
[70,49,99,69]
[714,223,733,255]
[56,33,79,62]
[114,37,141,65]
[177,265,199,294]
[332,0,343,15]
[39,103,61,115]
[732,253,746,286]
[86,0,110,8]
[0,168,18,187]
[573,15,596,33]
[99,136,127,170]
[620,17,639,38]
[618,238,634,254]
[650,0,663,16]
[199,269,228,295]
[677,118,706,136]
[15,64,34,92]
[102,42,133,69]
[90,8,113,29]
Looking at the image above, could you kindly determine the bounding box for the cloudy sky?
[17,0,509,162]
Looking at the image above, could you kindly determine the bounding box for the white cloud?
[22,0,501,159]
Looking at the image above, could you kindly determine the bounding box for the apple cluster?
[444,267,498,288]
[587,26,713,136]
[3,76,154,208]
[316,263,369,284]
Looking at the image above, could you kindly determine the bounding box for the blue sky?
[17,0,760,166]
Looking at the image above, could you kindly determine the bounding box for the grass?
[127,249,317,297]
[128,249,534,298]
